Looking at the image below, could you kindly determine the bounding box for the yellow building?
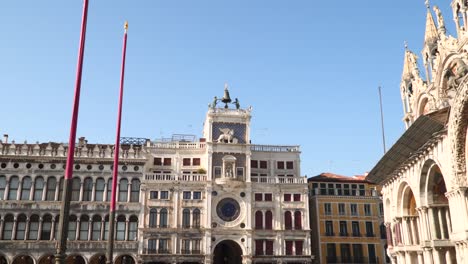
[308,173,388,264]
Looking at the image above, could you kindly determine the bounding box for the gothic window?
[265,210,273,230]
[284,211,292,230]
[79,215,89,240]
[182,209,190,228]
[0,176,5,200]
[2,215,14,240]
[46,177,57,201]
[91,215,102,241]
[106,178,112,202]
[28,215,40,240]
[20,176,32,200]
[118,178,128,202]
[149,209,157,227]
[192,209,201,228]
[41,214,52,240]
[160,208,168,228]
[294,211,302,230]
[255,211,263,229]
[116,215,126,241]
[128,216,138,240]
[68,215,77,240]
[83,178,93,201]
[16,214,27,240]
[295,240,303,255]
[32,177,43,201]
[71,178,81,201]
[95,178,105,201]
[130,179,140,202]
[8,176,19,200]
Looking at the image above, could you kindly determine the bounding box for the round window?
[216,198,241,222]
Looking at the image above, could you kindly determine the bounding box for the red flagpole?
[106,21,128,264]
[55,1,89,264]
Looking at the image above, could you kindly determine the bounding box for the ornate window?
[193,209,201,228]
[104,215,109,240]
[130,179,140,202]
[255,240,264,256]
[33,177,44,201]
[265,210,273,230]
[16,214,27,240]
[79,215,89,240]
[2,214,14,240]
[91,215,102,241]
[20,176,32,200]
[149,209,157,227]
[8,176,19,200]
[295,240,303,255]
[284,211,292,230]
[255,211,263,229]
[0,176,5,200]
[68,215,77,240]
[58,177,64,201]
[128,216,138,240]
[106,179,112,202]
[95,178,105,201]
[46,177,57,201]
[41,215,52,240]
[160,208,168,228]
[116,215,126,241]
[71,178,81,201]
[118,178,128,202]
[216,198,241,222]
[182,209,190,228]
[294,211,302,230]
[83,178,93,201]
[28,215,40,240]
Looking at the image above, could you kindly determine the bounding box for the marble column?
[125,219,129,241]
[445,206,452,235]
[91,182,96,202]
[24,216,30,240]
[79,182,84,201]
[38,217,43,240]
[101,220,105,240]
[76,219,81,240]
[417,252,424,264]
[438,207,447,239]
[51,218,56,240]
[445,249,453,264]
[433,248,441,264]
[4,180,9,200]
[55,179,60,201]
[88,219,92,241]
[428,207,438,239]
[0,218,4,239]
[11,216,17,240]
[411,217,418,245]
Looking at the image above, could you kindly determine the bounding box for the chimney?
[3,134,8,144]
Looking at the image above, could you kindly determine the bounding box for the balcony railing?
[251,176,306,184]
[144,173,207,182]
[148,142,206,149]
[144,248,171,254]
[250,144,300,152]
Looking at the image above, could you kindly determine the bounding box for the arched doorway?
[213,240,243,264]
[12,256,33,264]
[115,255,135,264]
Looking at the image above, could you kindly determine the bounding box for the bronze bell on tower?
[221,84,232,108]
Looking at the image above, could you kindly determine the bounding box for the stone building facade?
[367,1,468,263]
[308,173,388,264]
[0,89,313,264]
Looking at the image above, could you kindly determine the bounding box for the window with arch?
[28,214,40,240]
[83,178,93,201]
[104,215,110,240]
[294,211,302,230]
[68,215,77,240]
[149,209,157,228]
[16,214,27,240]
[284,211,292,230]
[182,209,190,228]
[130,179,140,202]
[265,210,273,230]
[0,175,6,200]
[34,177,44,201]
[8,176,19,200]
[106,179,112,202]
[41,214,52,240]
[118,179,128,202]
[71,178,81,201]
[160,208,168,228]
[2,214,14,240]
[193,209,201,228]
[116,215,126,241]
[95,178,105,201]
[21,176,32,200]
[91,215,102,241]
[79,215,89,240]
[255,211,263,229]
[53,215,60,240]
[58,177,64,201]
[128,216,138,240]
[46,177,57,201]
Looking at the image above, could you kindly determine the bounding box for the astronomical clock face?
[216,198,241,222]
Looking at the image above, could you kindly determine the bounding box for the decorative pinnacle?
[425,0,430,9]
[224,83,228,90]
[124,21,128,32]
[404,40,408,50]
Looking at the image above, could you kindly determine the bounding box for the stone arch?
[448,79,468,187]
[65,255,85,264]
[415,93,437,117]
[37,255,54,264]
[434,52,467,95]
[212,239,243,264]
[114,255,135,264]
[11,256,34,264]
[385,198,392,222]
[420,160,449,206]
[89,255,106,264]
[396,182,418,217]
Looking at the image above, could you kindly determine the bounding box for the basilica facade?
[0,89,312,264]
[367,1,468,263]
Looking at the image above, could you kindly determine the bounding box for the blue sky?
[0,1,453,177]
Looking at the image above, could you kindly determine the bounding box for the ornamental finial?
[404,40,408,50]
[124,21,128,32]
[425,0,430,9]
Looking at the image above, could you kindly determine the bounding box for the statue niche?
[215,128,238,144]
[444,58,468,92]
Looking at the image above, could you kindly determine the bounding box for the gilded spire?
[124,21,128,33]
[402,42,420,80]
[424,1,439,44]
